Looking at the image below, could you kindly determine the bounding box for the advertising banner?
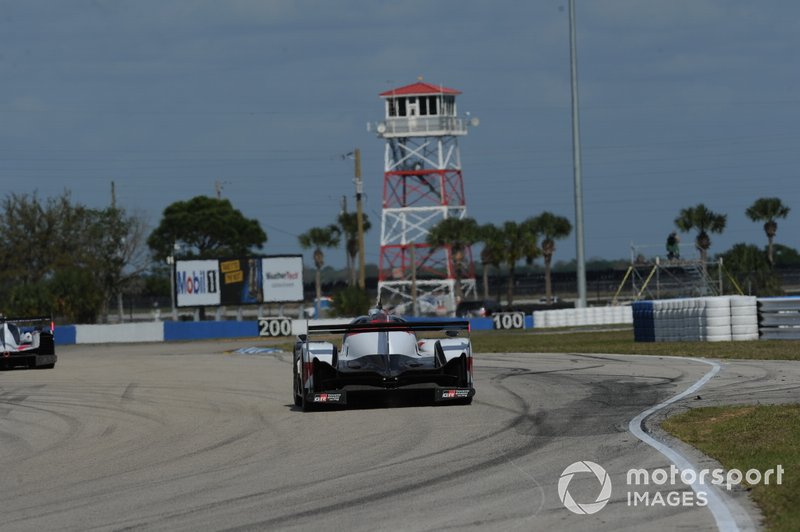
[175,260,221,307]
[262,255,303,302]
[219,257,263,305]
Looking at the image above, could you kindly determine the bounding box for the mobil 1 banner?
[175,260,220,307]
[262,255,303,302]
[220,258,263,305]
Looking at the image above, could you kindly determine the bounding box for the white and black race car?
[0,316,57,370]
[293,308,474,411]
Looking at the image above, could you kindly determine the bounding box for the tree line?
[299,209,574,309]
[0,192,148,322]
[0,190,791,323]
[301,197,792,308]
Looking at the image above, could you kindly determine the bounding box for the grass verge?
[469,328,800,360]
[662,405,800,531]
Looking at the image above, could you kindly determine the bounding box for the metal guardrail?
[758,297,800,340]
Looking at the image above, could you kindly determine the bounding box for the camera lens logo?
[558,461,612,515]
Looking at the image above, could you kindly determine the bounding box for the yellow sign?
[220,260,241,273]
[225,270,244,284]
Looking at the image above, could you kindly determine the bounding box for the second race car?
[0,316,57,370]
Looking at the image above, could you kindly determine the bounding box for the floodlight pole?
[569,0,587,308]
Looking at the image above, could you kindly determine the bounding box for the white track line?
[627,357,756,532]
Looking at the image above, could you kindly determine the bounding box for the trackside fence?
[51,298,797,345]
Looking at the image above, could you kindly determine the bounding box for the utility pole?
[569,0,588,308]
[354,148,366,290]
[340,195,352,284]
[111,180,117,209]
[215,180,232,199]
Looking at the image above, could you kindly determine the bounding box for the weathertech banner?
[175,260,221,307]
[262,255,303,302]
[219,258,263,305]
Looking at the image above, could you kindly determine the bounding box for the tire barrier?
[632,296,758,342]
[532,306,632,329]
[758,297,800,340]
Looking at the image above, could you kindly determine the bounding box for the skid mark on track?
[121,382,137,401]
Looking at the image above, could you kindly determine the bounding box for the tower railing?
[373,116,469,137]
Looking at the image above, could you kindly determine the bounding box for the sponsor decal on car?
[313,393,343,403]
[439,389,471,399]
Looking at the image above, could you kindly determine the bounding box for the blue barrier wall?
[57,315,537,345]
[402,316,532,330]
[403,316,494,330]
[55,325,77,346]
[469,317,494,330]
[164,321,258,341]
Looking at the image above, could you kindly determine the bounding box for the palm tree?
[298,224,341,316]
[494,219,539,306]
[530,212,572,304]
[337,211,372,285]
[478,223,504,299]
[674,203,727,270]
[426,217,480,302]
[745,197,790,267]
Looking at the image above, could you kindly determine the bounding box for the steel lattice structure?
[370,82,477,314]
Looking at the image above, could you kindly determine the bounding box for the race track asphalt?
[1,339,795,531]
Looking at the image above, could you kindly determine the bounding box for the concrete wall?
[75,322,164,344]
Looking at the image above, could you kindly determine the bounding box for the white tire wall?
[633,295,758,342]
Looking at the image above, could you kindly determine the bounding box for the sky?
[1,0,798,269]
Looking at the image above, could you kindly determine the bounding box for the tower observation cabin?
[370,81,479,315]
[375,83,469,137]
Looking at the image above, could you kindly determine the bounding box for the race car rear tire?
[293,377,302,407]
[300,387,314,412]
[292,356,302,407]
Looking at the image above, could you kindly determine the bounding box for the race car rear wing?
[0,316,54,330]
[1,316,51,322]
[306,320,470,336]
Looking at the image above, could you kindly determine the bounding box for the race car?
[293,307,474,411]
[0,316,57,370]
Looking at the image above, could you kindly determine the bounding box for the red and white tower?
[371,81,479,314]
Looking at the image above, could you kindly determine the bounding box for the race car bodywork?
[0,316,57,370]
[293,311,474,410]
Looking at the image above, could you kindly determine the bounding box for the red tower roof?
[379,82,461,97]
